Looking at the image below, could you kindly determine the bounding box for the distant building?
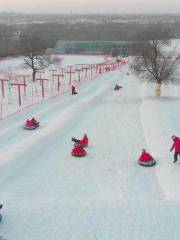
[54,41,128,56]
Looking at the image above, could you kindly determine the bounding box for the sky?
[0,0,180,14]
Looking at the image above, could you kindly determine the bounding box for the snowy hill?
[0,56,180,240]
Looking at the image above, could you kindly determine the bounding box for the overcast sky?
[0,0,180,14]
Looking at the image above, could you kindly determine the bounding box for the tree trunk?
[155,81,161,97]
[32,69,36,82]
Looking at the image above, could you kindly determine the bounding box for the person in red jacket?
[138,149,154,162]
[72,134,89,147]
[31,118,39,126]
[170,135,180,163]
[72,85,77,95]
[80,134,88,147]
[26,119,32,127]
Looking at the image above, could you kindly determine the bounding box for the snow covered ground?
[141,92,180,201]
[0,55,106,70]
[0,58,180,240]
[0,55,113,119]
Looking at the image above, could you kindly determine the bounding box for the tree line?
[0,20,177,58]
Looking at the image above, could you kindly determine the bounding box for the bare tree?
[134,26,178,96]
[20,33,50,81]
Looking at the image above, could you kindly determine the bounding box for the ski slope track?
[0,65,180,240]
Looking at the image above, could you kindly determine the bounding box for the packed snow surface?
[0,58,180,240]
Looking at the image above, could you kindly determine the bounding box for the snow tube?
[24,124,39,130]
[71,148,87,157]
[138,159,156,167]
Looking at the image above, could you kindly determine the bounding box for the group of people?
[71,134,89,157]
[138,135,180,166]
[25,118,39,127]
[70,134,180,163]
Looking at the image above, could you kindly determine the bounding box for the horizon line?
[0,11,180,15]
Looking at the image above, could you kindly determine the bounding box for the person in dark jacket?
[170,135,180,163]
[114,84,122,91]
[0,204,3,223]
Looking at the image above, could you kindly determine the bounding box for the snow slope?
[141,97,180,201]
[0,64,180,240]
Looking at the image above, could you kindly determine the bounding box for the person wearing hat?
[138,149,154,162]
[170,135,180,163]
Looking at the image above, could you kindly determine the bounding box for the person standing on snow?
[0,204,3,222]
[72,85,77,95]
[170,135,180,163]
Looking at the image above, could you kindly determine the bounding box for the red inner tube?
[71,150,87,157]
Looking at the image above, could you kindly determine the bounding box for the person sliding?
[26,119,33,127]
[72,134,89,148]
[24,117,40,130]
[114,84,122,91]
[138,149,156,166]
[31,117,39,126]
[170,135,180,163]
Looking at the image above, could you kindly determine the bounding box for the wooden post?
[11,83,27,107]
[89,65,95,79]
[75,65,83,84]
[0,79,9,98]
[0,95,3,120]
[66,66,75,85]
[19,75,29,96]
[53,74,64,92]
[36,78,49,99]
[81,65,90,79]
[37,71,45,79]
[99,64,102,74]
